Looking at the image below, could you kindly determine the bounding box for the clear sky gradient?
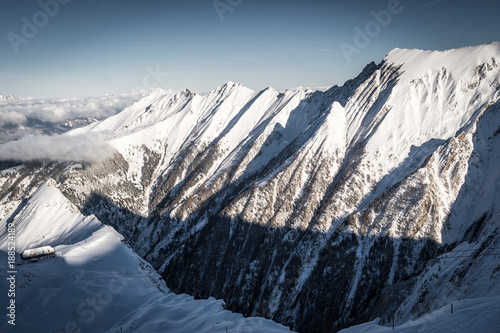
[1,0,499,98]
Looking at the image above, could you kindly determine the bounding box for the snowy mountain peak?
[385,42,500,82]
[0,93,31,101]
[211,80,250,95]
[2,43,500,333]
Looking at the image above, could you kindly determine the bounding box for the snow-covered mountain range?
[1,42,500,332]
[0,94,31,102]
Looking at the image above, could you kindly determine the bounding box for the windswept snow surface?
[0,180,293,333]
[339,296,500,333]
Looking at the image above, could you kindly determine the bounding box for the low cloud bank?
[0,93,145,126]
[0,133,115,162]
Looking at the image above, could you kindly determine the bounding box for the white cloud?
[0,93,146,127]
[0,110,27,125]
[0,92,152,162]
[0,133,115,162]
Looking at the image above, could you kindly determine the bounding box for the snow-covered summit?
[0,93,31,101]
[385,42,500,83]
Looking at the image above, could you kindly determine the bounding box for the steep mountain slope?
[0,180,293,332]
[1,43,500,332]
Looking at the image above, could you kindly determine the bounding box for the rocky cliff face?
[1,43,500,332]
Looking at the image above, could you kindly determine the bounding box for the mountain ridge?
[1,42,500,332]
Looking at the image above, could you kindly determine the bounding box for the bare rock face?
[2,43,500,332]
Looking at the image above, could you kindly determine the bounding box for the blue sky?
[1,0,499,98]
